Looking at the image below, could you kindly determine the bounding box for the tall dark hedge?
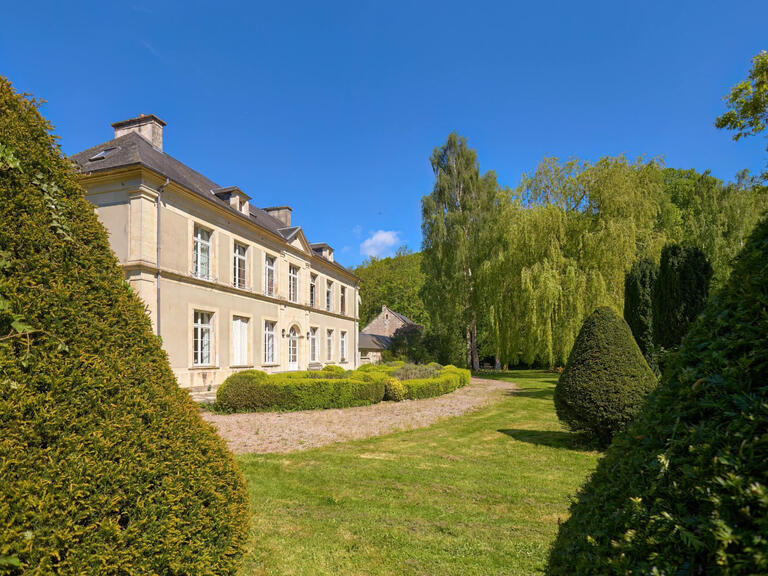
[0,78,249,573]
[547,216,768,575]
[653,244,712,350]
[554,307,657,447]
[623,257,658,371]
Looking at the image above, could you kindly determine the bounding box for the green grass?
[237,370,600,575]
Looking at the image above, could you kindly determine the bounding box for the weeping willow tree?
[483,156,667,367]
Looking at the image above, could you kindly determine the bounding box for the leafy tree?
[554,307,657,447]
[388,323,427,363]
[0,78,248,574]
[421,133,504,370]
[353,248,427,328]
[623,258,658,370]
[716,50,768,178]
[653,244,713,351]
[547,215,768,576]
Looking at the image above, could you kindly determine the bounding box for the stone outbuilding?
[358,305,419,364]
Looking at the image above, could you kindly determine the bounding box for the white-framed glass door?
[288,326,299,370]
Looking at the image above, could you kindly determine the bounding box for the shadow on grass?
[498,428,593,451]
[505,387,554,399]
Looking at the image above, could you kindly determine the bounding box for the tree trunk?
[470,313,480,372]
[465,323,472,370]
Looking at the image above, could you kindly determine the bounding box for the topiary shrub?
[383,377,406,401]
[623,257,658,371]
[391,362,438,381]
[547,216,768,575]
[653,243,713,351]
[554,307,657,447]
[0,78,249,573]
[399,366,470,400]
[216,369,270,412]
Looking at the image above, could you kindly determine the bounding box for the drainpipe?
[156,178,169,337]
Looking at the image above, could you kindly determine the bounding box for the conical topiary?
[554,306,657,447]
[0,79,249,573]
[547,216,768,575]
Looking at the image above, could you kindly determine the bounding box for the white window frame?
[193,225,211,280]
[264,255,276,297]
[309,327,318,362]
[340,286,346,315]
[264,320,276,364]
[310,274,317,307]
[326,329,333,361]
[193,310,213,366]
[289,265,299,303]
[326,280,333,312]
[232,316,249,366]
[340,331,347,361]
[233,242,247,289]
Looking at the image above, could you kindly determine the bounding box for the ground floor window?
[340,331,347,361]
[310,327,318,362]
[193,310,212,366]
[288,326,298,367]
[264,321,276,364]
[326,329,333,361]
[232,316,248,365]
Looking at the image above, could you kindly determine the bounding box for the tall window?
[193,311,212,366]
[264,321,276,364]
[340,287,346,315]
[289,265,299,303]
[326,280,333,312]
[233,243,247,289]
[309,327,318,362]
[340,331,347,361]
[288,326,298,368]
[264,255,275,296]
[326,329,333,361]
[310,274,317,307]
[232,316,248,366]
[193,225,211,279]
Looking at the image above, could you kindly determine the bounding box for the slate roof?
[387,307,416,326]
[70,131,354,277]
[358,333,391,350]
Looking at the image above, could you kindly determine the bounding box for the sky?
[1,1,766,267]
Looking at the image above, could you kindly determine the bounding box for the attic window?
[88,147,117,161]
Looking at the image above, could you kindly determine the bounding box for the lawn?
[237,370,600,575]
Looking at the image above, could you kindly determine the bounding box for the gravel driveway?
[201,377,515,454]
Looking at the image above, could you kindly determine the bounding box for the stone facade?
[72,115,359,394]
[361,305,412,337]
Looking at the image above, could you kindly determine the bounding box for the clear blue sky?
[2,1,766,267]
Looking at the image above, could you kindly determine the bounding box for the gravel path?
[202,377,516,454]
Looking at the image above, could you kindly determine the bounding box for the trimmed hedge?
[217,363,471,411]
[0,77,248,574]
[554,307,657,447]
[216,371,386,412]
[547,216,768,575]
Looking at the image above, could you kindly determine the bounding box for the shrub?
[653,243,713,351]
[216,369,270,412]
[383,377,406,401]
[623,257,658,371]
[426,361,444,370]
[212,371,386,412]
[391,362,438,381]
[399,366,471,400]
[320,364,346,376]
[547,216,768,575]
[0,77,248,574]
[554,307,657,446]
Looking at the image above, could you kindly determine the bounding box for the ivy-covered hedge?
[216,363,471,411]
[547,216,768,575]
[0,78,248,574]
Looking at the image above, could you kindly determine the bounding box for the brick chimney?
[112,114,166,151]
